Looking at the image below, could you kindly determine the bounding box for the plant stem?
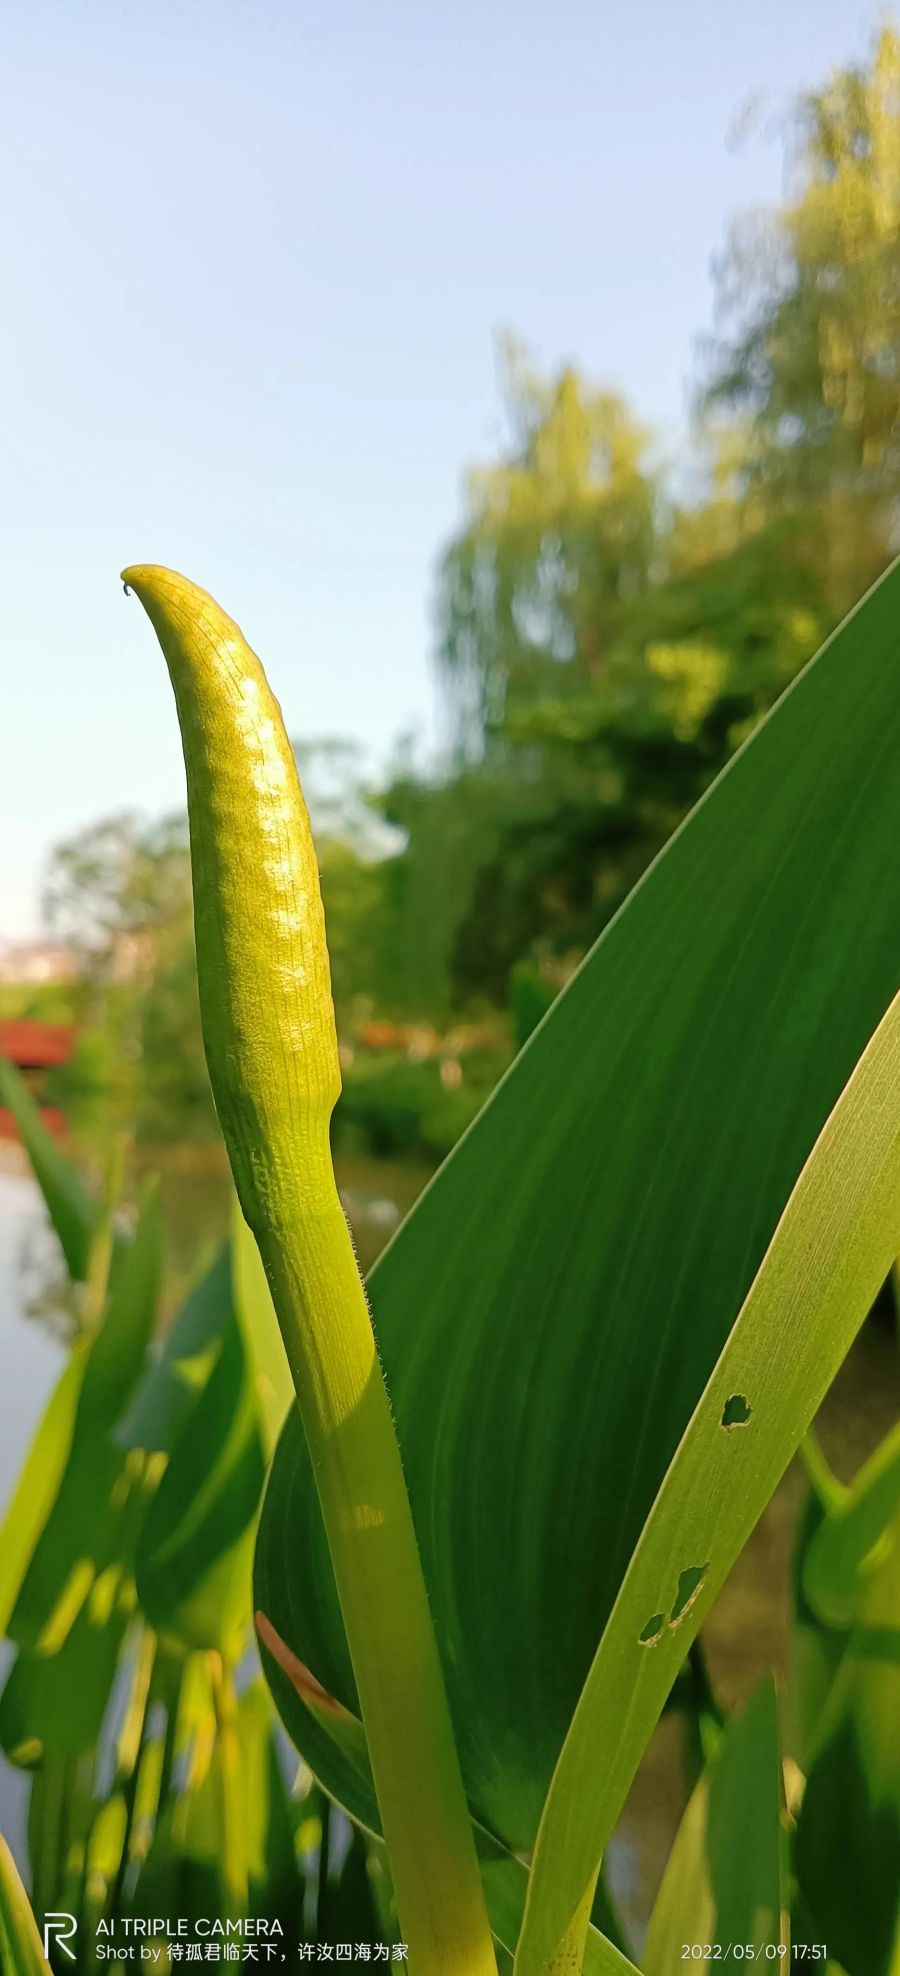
[258,1164,496,1973]
[125,564,496,1976]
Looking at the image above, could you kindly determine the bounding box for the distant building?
[0,940,78,985]
[0,1020,76,1069]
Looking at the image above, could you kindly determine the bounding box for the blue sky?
[1,0,877,937]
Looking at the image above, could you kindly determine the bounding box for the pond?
[1,1134,898,1946]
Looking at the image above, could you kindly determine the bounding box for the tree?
[428,31,900,1006]
[704,24,900,614]
[431,347,818,1001]
[43,812,192,975]
[42,812,210,1134]
[437,338,660,754]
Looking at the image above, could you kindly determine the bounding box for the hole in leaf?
[669,1563,709,1628]
[638,1613,665,1646]
[721,1393,752,1429]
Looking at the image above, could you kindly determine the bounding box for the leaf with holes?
[515,986,900,1972]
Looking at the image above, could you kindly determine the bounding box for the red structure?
[0,1107,66,1139]
[0,1020,76,1070]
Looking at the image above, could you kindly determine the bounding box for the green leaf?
[804,1419,900,1627]
[0,1833,44,1976]
[254,1614,636,1974]
[0,1057,100,1283]
[117,1245,232,1454]
[785,1494,846,1775]
[0,1587,136,1764]
[486,1865,634,1976]
[255,573,900,1865]
[794,1508,900,1976]
[120,1218,290,1657]
[257,561,900,1867]
[0,1348,87,1638]
[135,1306,264,1654]
[642,1683,784,1973]
[516,985,900,1973]
[8,1186,162,1651]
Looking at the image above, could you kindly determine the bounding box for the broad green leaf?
[794,1509,900,1976]
[254,1615,636,1975]
[0,1057,100,1283]
[0,1833,44,1976]
[257,561,900,1862]
[8,1186,162,1650]
[117,1245,232,1454]
[516,986,900,1974]
[135,1308,264,1653]
[642,1683,784,1974]
[804,1418,900,1627]
[0,1348,87,1637]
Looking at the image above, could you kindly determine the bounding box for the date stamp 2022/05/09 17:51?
[680,1950,826,1963]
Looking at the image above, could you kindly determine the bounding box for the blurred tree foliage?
[437,337,659,745]
[42,26,900,1137]
[42,812,211,1137]
[44,758,403,1139]
[408,25,900,1004]
[705,23,900,614]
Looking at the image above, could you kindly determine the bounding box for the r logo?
[43,1914,77,1962]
